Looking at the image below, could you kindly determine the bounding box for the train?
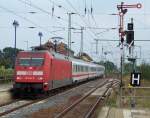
[13,50,105,93]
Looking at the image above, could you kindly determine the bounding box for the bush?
[137,63,150,80]
[0,66,14,79]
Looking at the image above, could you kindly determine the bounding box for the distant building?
[32,40,74,57]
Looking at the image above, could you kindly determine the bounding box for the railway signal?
[116,2,142,86]
[117,2,141,44]
[126,18,134,46]
[126,31,134,46]
[130,72,141,86]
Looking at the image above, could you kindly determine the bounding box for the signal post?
[117,2,142,86]
[116,2,142,107]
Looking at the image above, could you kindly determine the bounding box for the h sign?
[130,72,141,86]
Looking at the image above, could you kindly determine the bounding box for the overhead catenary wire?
[0,5,57,35]
[17,0,82,28]
[84,0,87,15]
[89,0,100,28]
[65,0,120,62]
[65,0,99,39]
[47,0,71,13]
[17,0,63,26]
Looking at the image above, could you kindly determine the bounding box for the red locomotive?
[13,50,105,93]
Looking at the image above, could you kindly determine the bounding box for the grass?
[122,75,150,108]
[106,87,120,107]
[0,67,13,83]
[106,91,118,107]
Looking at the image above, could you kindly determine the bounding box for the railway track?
[0,78,107,117]
[54,79,120,118]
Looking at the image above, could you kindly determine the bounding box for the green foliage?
[124,63,133,74]
[98,61,118,74]
[0,66,14,79]
[0,47,23,68]
[124,62,150,80]
[137,63,150,80]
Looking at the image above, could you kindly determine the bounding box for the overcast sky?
[0,0,150,66]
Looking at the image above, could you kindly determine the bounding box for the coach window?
[72,65,74,72]
[77,65,79,72]
[79,65,81,72]
[75,65,77,72]
[75,65,76,72]
[84,66,85,72]
[74,65,76,72]
[81,66,83,72]
[73,65,75,72]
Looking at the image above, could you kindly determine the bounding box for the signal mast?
[117,2,142,86]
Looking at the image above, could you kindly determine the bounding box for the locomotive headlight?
[44,82,48,85]
[16,77,21,80]
[38,77,43,80]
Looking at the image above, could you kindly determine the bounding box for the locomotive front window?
[19,58,30,66]
[31,58,44,66]
[19,58,44,66]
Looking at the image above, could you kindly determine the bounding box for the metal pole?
[68,13,71,56]
[80,27,84,55]
[24,41,29,50]
[27,41,28,50]
[95,39,98,54]
[74,27,84,56]
[54,40,57,52]
[40,36,41,46]
[101,45,104,61]
[68,13,75,57]
[13,20,19,68]
[38,32,43,47]
[121,50,123,86]
[14,26,17,61]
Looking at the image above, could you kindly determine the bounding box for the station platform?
[0,82,13,92]
[98,107,150,118]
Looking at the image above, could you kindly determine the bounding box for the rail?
[0,78,105,117]
[54,79,120,118]
[85,80,120,118]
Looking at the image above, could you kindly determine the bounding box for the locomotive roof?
[19,50,104,68]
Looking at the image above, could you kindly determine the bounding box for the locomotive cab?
[13,51,51,93]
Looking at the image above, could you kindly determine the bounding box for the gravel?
[1,79,106,118]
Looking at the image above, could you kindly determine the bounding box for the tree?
[0,47,23,68]
[124,63,133,74]
[137,63,150,80]
[98,61,118,74]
